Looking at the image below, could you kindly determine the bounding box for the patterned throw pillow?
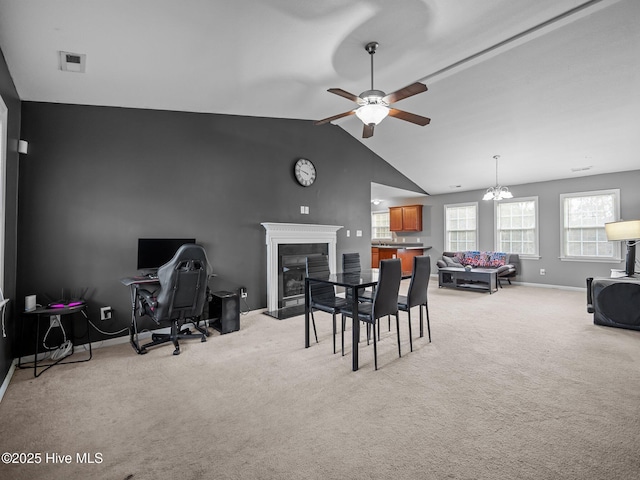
[462,251,482,267]
[488,252,507,267]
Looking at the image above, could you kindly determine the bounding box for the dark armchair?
[134,243,211,355]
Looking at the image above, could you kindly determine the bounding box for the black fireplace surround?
[267,243,328,319]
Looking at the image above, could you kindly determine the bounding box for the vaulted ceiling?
[1,0,638,197]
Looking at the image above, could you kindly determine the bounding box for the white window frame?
[559,189,621,262]
[444,202,478,252]
[371,210,392,240]
[494,196,539,258]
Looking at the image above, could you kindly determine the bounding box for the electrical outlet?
[540,269,546,275]
[50,315,61,328]
[240,287,248,299]
[100,306,112,320]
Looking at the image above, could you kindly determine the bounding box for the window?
[495,197,539,257]
[560,189,620,261]
[445,203,477,251]
[372,211,391,240]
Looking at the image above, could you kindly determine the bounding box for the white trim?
[261,223,342,312]
[511,281,586,292]
[0,95,7,292]
[0,361,15,404]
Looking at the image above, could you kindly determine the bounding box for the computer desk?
[18,303,92,378]
[120,275,161,354]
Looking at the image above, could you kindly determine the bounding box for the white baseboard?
[0,361,16,404]
[511,281,586,292]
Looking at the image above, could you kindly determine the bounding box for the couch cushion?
[442,255,461,267]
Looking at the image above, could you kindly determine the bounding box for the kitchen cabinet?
[389,205,423,232]
[371,246,424,271]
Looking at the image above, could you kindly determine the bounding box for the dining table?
[304,268,411,371]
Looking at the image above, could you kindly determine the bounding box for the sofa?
[436,251,520,286]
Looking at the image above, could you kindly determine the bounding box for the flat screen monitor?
[137,238,196,270]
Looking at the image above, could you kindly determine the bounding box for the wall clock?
[294,158,316,187]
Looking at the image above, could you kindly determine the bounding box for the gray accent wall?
[388,170,640,288]
[16,102,424,352]
[0,48,20,381]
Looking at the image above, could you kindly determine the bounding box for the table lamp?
[605,219,640,276]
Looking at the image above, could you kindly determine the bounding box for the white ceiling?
[1,0,638,198]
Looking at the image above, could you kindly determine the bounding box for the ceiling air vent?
[59,51,86,73]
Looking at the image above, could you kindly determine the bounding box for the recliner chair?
[133,243,211,355]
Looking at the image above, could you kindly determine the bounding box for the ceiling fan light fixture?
[355,103,389,125]
[315,41,430,138]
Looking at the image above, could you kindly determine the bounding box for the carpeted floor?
[1,281,639,480]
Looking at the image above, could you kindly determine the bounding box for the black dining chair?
[342,252,374,302]
[340,258,402,370]
[306,254,347,354]
[397,255,432,352]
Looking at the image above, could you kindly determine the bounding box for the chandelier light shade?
[483,155,513,201]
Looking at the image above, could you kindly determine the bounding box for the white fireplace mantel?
[261,223,342,313]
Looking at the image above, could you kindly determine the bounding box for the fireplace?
[279,244,329,309]
[262,223,342,319]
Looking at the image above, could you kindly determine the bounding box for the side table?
[18,303,92,377]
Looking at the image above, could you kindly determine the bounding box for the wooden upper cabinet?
[389,205,423,232]
[389,207,404,231]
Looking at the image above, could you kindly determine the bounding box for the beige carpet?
[1,282,639,480]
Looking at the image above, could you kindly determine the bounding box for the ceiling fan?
[315,41,431,138]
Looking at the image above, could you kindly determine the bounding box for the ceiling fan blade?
[382,82,428,104]
[388,108,431,126]
[328,88,360,103]
[315,110,356,126]
[363,124,374,138]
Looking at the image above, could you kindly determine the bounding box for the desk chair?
[306,254,347,354]
[397,255,432,351]
[340,259,402,370]
[135,244,210,355]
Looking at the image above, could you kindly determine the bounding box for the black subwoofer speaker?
[588,277,640,330]
[209,291,240,334]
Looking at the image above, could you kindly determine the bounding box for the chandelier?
[483,155,513,201]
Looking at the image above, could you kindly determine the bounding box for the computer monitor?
[137,238,196,270]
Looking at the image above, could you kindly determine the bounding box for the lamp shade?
[604,220,640,241]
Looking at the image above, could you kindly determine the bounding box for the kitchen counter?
[372,243,431,250]
[371,244,432,270]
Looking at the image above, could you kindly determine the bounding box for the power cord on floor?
[240,297,252,315]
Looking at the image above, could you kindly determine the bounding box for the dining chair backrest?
[372,258,402,320]
[342,252,361,274]
[306,254,336,302]
[406,255,431,308]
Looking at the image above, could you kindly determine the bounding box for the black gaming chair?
[134,244,211,355]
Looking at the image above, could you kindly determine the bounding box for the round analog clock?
[294,158,317,187]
